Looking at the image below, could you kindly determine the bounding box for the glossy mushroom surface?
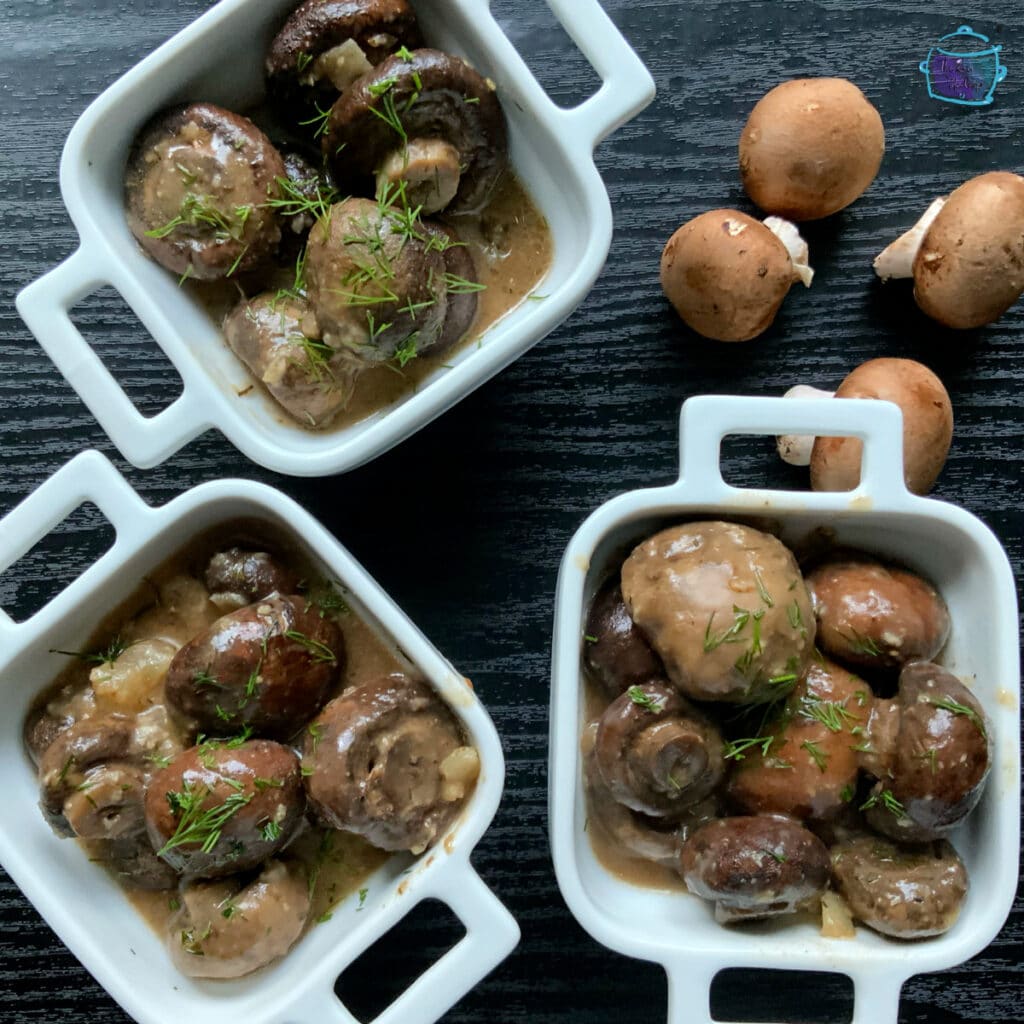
[621,521,816,703]
[325,49,507,215]
[303,674,477,852]
[807,554,950,671]
[204,547,303,609]
[124,103,285,280]
[584,578,664,697]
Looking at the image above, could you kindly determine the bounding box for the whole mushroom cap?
[324,49,508,215]
[660,209,799,342]
[739,78,884,221]
[913,171,1024,329]
[809,358,953,495]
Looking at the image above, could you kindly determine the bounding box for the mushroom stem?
[764,216,814,286]
[776,384,835,466]
[873,197,946,281]
[376,138,462,214]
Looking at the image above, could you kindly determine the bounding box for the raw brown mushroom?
[857,661,991,843]
[324,49,508,215]
[739,78,884,221]
[124,103,286,280]
[660,210,812,342]
[266,0,421,113]
[874,172,1024,329]
[809,358,953,494]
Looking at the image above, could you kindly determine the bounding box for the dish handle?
[665,962,904,1024]
[0,450,152,638]
[15,247,210,469]
[677,394,907,500]
[538,0,655,150]
[280,865,519,1024]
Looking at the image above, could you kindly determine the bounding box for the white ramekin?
[0,451,517,1024]
[14,0,654,477]
[549,395,1020,1024]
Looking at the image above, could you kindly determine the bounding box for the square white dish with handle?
[0,450,517,1024]
[549,394,1020,1024]
[14,0,654,477]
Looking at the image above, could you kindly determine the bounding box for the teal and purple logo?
[920,25,1007,106]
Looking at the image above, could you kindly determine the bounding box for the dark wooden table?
[1,1,1022,1021]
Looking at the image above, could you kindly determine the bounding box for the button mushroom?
[266,0,421,113]
[124,103,286,280]
[874,172,1024,328]
[583,745,717,868]
[679,815,831,923]
[223,291,361,429]
[304,195,449,362]
[302,674,476,853]
[620,522,816,704]
[165,594,344,738]
[831,835,968,939]
[727,656,869,821]
[775,384,835,467]
[204,547,303,610]
[806,553,950,671]
[324,49,508,215]
[660,209,812,342]
[739,78,885,221]
[809,358,953,495]
[170,859,311,978]
[583,577,664,697]
[856,661,991,843]
[593,681,725,817]
[145,738,305,878]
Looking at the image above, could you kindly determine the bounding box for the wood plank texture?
[0,1,1021,1021]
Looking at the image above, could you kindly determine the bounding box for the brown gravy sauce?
[27,522,402,959]
[192,170,553,431]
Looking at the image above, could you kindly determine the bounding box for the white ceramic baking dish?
[0,450,517,1024]
[15,0,654,477]
[549,395,1020,1024]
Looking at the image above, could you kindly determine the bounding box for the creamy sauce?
[192,170,552,430]
[26,522,404,965]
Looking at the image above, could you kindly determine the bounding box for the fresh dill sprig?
[798,698,858,733]
[723,735,773,761]
[801,739,829,772]
[928,696,987,738]
[753,568,774,607]
[860,788,905,816]
[160,781,253,856]
[50,635,135,666]
[265,174,340,223]
[704,606,751,652]
[285,629,338,663]
[296,51,313,73]
[298,103,333,139]
[840,628,883,658]
[443,272,486,294]
[626,686,664,713]
[394,333,419,368]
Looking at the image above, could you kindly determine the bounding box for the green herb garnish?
[626,686,664,713]
[723,735,773,761]
[928,696,987,738]
[285,629,338,663]
[801,739,829,772]
[860,789,905,816]
[160,781,253,857]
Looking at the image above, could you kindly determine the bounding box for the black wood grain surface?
[1,1,1022,1022]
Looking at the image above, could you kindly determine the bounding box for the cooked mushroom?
[809,358,953,495]
[145,739,305,878]
[584,747,716,868]
[279,151,337,237]
[24,705,74,767]
[266,0,421,113]
[305,196,449,362]
[679,815,831,922]
[124,103,286,280]
[593,681,724,816]
[223,291,361,429]
[165,594,344,737]
[325,49,508,215]
[583,577,664,697]
[423,221,481,352]
[727,656,868,821]
[856,661,991,842]
[831,835,967,939]
[620,522,816,703]
[874,172,1024,328]
[739,78,885,221]
[806,554,950,671]
[303,674,475,853]
[660,209,812,342]
[170,859,310,978]
[204,547,303,610]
